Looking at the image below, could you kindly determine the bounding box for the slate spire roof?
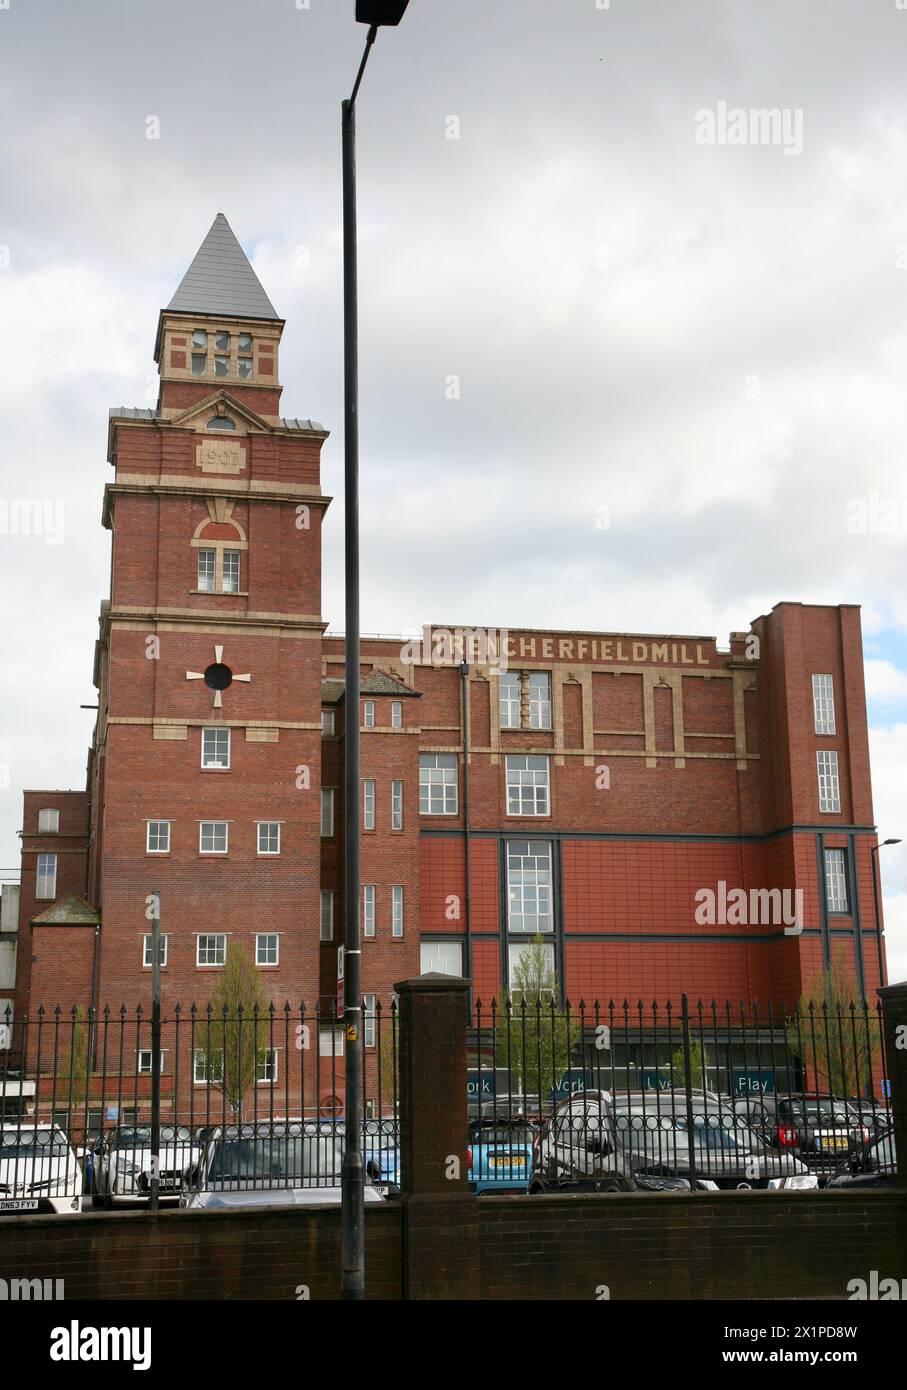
[166,213,279,320]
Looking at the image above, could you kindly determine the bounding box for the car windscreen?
[207,1134,343,1183]
[114,1125,193,1148]
[780,1102,850,1125]
[468,1124,534,1145]
[0,1128,71,1157]
[617,1114,754,1154]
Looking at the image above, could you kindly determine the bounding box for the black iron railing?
[468,996,894,1193]
[0,999,399,1209]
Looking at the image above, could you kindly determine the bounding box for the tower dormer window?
[215,332,230,352]
[238,334,253,379]
[192,354,206,375]
[192,330,207,348]
[215,355,230,378]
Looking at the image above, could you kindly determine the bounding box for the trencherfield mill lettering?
[3,215,889,1117]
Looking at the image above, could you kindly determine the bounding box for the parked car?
[0,1123,83,1214]
[744,1095,869,1178]
[92,1123,200,1205]
[613,1096,818,1190]
[828,1131,898,1189]
[181,1120,385,1209]
[336,1118,400,1191]
[842,1098,894,1140]
[529,1091,688,1193]
[467,1117,535,1193]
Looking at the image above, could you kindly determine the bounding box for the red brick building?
[12,216,889,1088]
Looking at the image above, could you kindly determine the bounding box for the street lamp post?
[341,0,411,1304]
[870,838,901,990]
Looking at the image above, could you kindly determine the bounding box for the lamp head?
[356,0,410,23]
[884,838,902,846]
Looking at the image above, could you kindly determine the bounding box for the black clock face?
[204,662,233,692]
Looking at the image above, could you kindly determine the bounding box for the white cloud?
[865,660,907,705]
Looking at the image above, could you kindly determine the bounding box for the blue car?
[467,1118,535,1194]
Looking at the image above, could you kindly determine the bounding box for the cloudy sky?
[1,0,906,979]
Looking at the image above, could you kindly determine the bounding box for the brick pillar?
[395,972,479,1299]
[877,982,907,1182]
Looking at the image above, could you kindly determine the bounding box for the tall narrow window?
[528,672,552,730]
[201,727,230,769]
[392,885,404,938]
[363,994,377,1048]
[812,674,836,735]
[824,848,849,913]
[237,333,254,379]
[321,789,335,838]
[222,550,241,593]
[499,671,521,729]
[363,779,375,831]
[36,853,57,899]
[391,700,403,729]
[362,885,376,938]
[320,890,334,942]
[391,780,403,831]
[321,709,335,736]
[198,550,216,592]
[363,700,376,728]
[506,755,550,816]
[507,840,553,932]
[817,750,841,814]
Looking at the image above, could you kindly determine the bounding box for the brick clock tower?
[42,215,331,1013]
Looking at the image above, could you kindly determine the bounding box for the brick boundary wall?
[476,1189,907,1300]
[0,1188,904,1301]
[0,1204,403,1301]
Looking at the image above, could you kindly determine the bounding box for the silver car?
[182,1120,385,1209]
[93,1124,200,1205]
[531,1090,688,1193]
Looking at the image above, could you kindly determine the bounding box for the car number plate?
[818,1136,848,1149]
[0,1199,39,1211]
[490,1156,525,1168]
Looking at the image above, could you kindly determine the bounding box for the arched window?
[206,416,236,431]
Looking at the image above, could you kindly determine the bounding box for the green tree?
[203,943,270,1117]
[669,1039,705,1090]
[786,949,879,1097]
[502,936,571,1105]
